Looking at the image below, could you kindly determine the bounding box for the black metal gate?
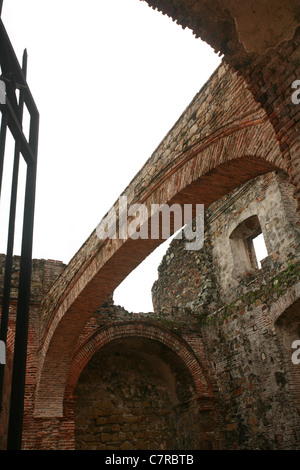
[0,1,39,450]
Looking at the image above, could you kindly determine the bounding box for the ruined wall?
[69,304,221,451]
[73,337,206,451]
[0,255,66,305]
[74,343,178,451]
[1,279,220,451]
[152,170,300,450]
[152,171,300,312]
[37,62,282,383]
[1,38,299,448]
[2,172,300,450]
[202,283,300,450]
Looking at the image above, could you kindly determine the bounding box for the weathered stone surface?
[34,61,284,422]
[73,338,212,450]
[152,170,300,450]
[1,1,300,448]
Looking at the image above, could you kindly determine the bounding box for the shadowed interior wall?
[74,337,207,450]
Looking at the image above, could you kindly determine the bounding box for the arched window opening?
[230,215,268,275]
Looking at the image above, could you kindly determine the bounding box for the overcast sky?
[1,0,221,312]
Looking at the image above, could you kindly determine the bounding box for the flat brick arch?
[62,321,212,416]
[34,64,292,418]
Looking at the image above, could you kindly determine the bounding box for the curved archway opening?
[74,336,207,450]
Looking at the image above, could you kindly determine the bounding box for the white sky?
[1,0,221,312]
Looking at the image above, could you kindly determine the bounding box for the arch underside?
[35,322,212,418]
[72,323,209,386]
[73,333,211,450]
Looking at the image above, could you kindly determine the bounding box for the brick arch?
[34,65,292,418]
[64,321,212,412]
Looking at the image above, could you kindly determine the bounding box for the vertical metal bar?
[0,150,20,410]
[6,48,38,450]
[0,51,26,412]
[0,85,8,415]
[0,13,38,450]
[6,50,38,447]
[0,109,8,412]
[6,120,38,450]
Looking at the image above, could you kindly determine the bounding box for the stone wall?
[36,62,282,418]
[152,171,300,313]
[74,338,197,450]
[69,311,221,451]
[1,171,300,450]
[1,11,299,445]
[201,281,300,450]
[0,255,66,305]
[152,171,300,449]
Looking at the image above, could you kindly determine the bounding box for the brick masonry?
[0,2,300,447]
[34,62,285,425]
[152,170,300,450]
[1,170,299,449]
